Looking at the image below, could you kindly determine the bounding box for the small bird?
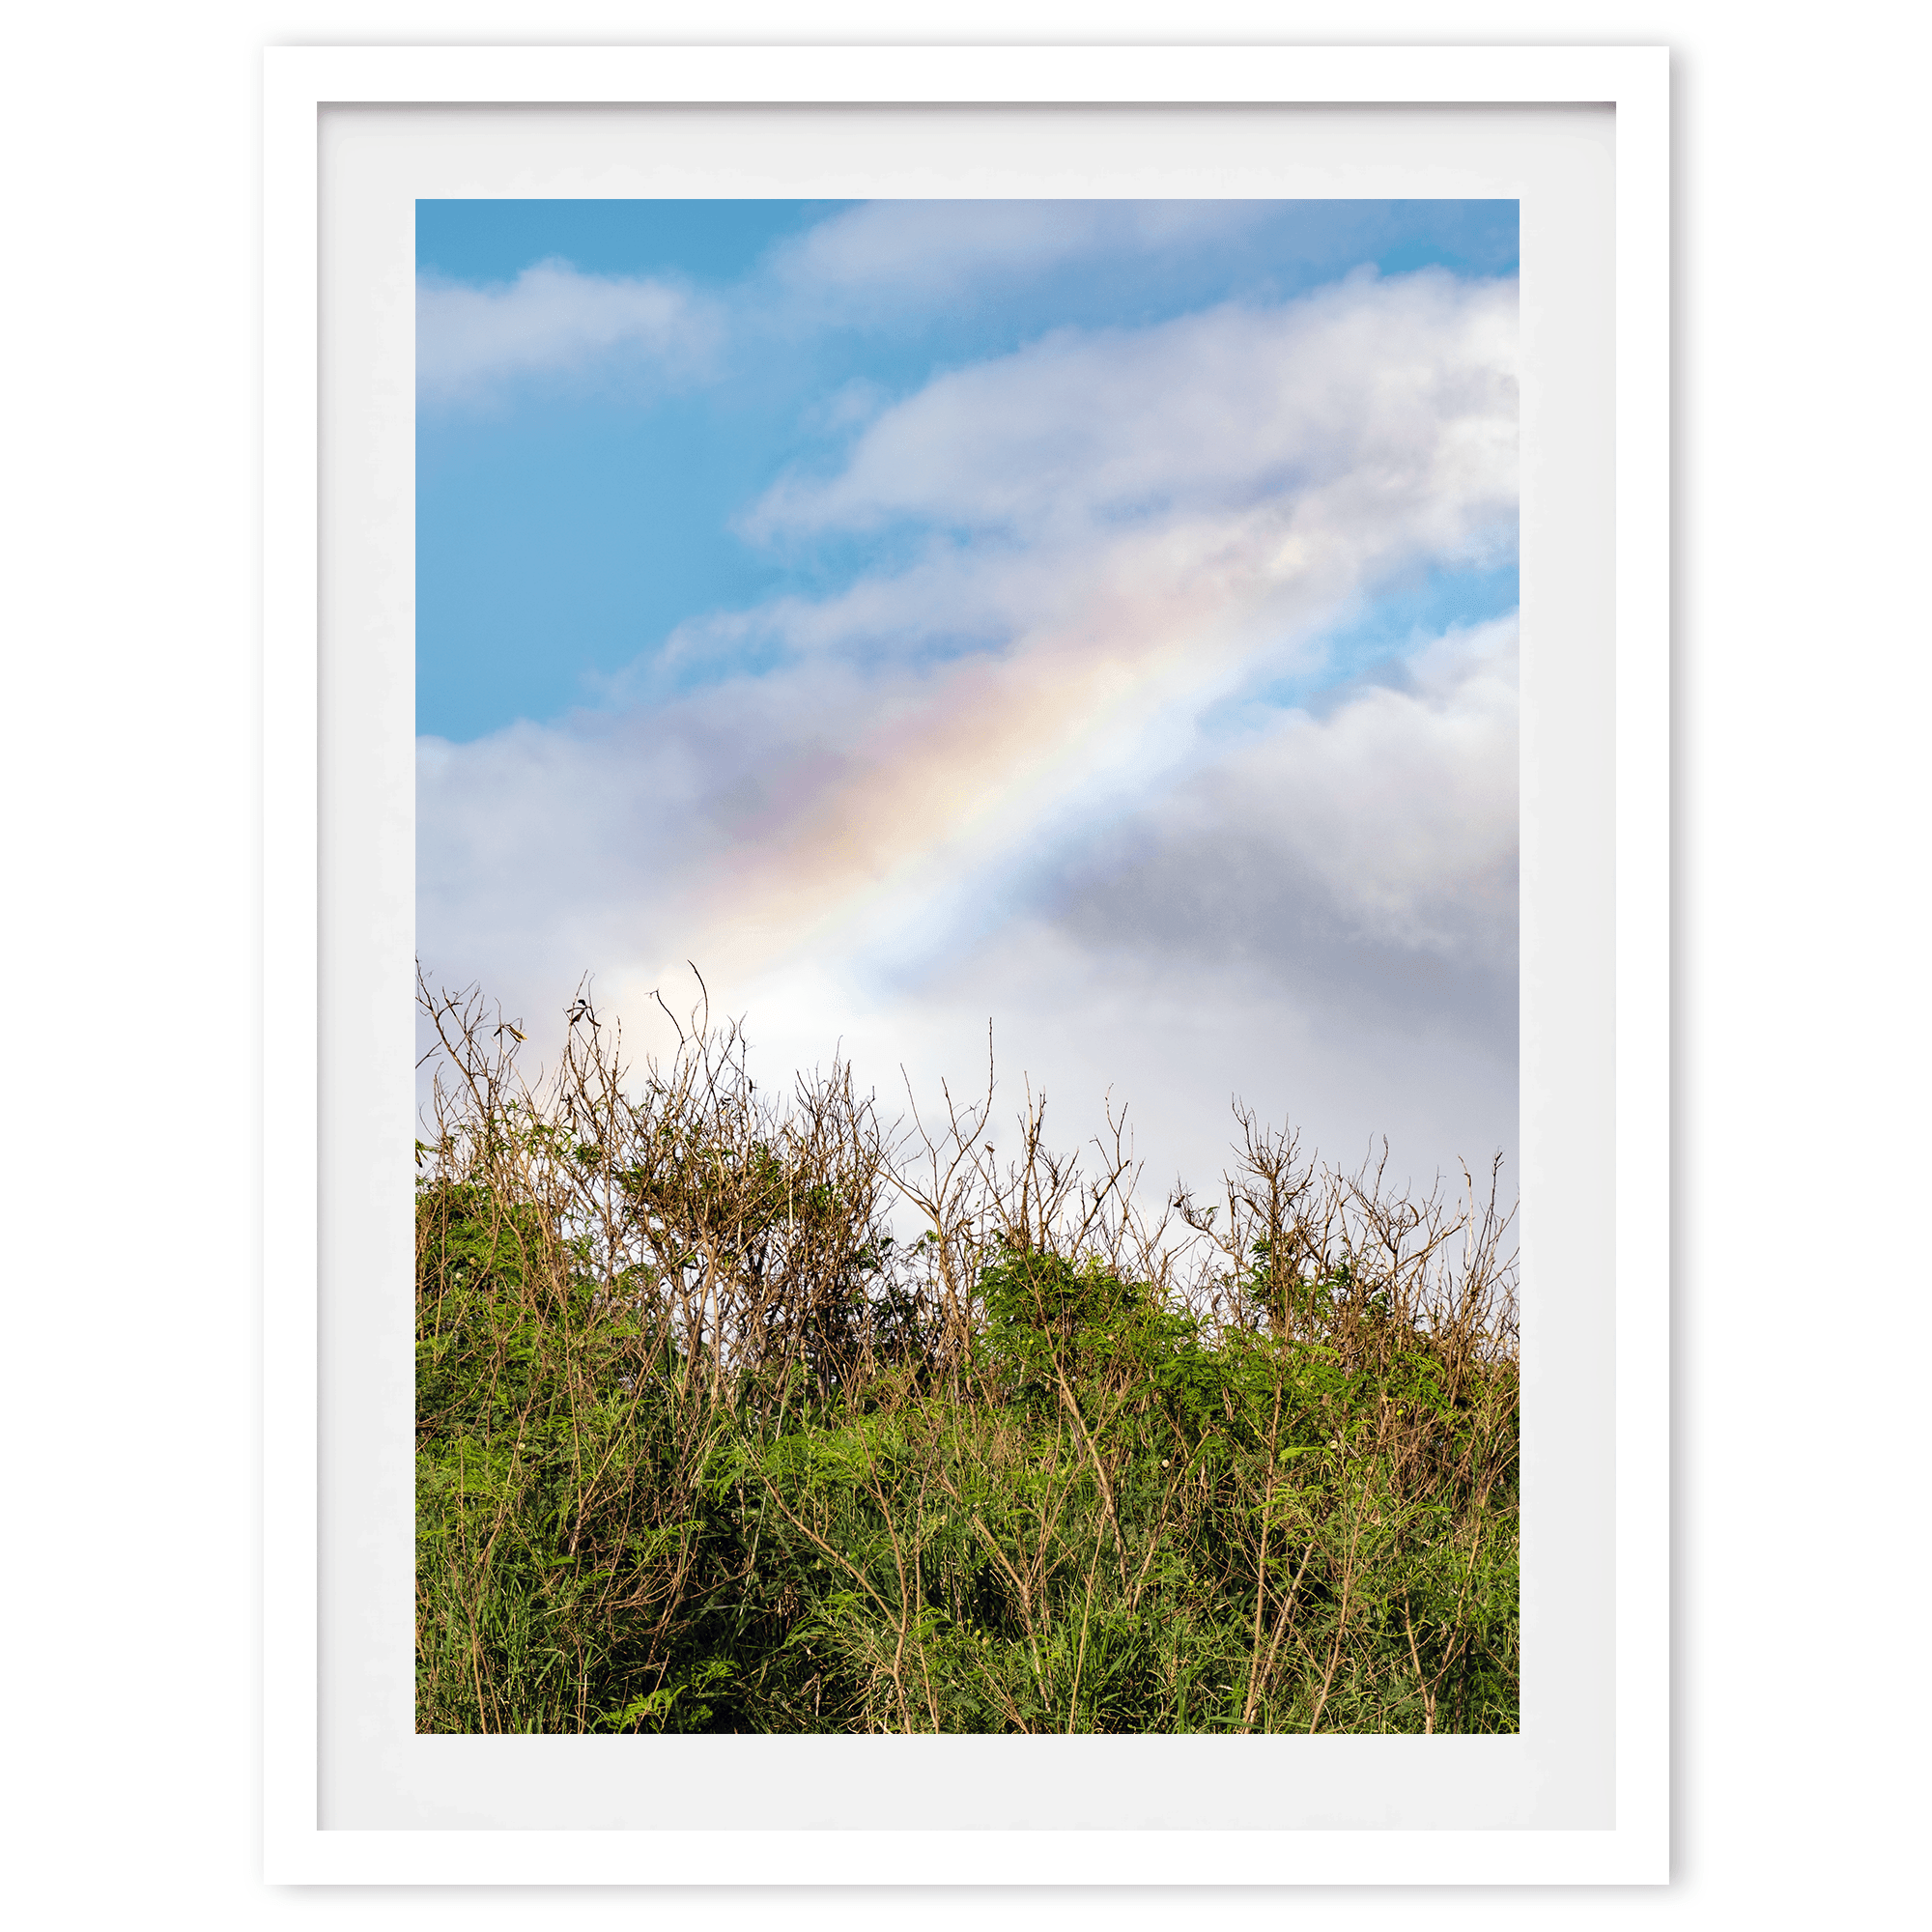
[495,1021,526,1043]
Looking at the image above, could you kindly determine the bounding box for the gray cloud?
[1033,621,1519,1064]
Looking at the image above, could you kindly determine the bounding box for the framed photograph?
[263,43,1668,1885]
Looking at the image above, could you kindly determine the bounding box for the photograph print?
[413,196,1522,1737]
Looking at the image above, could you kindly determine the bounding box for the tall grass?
[415,973,1519,1734]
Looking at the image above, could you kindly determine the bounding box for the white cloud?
[416,259,718,405]
[748,269,1515,545]
[419,270,1519,1191]
[771,199,1273,314]
[702,619,1520,1191]
[419,623,1519,1197]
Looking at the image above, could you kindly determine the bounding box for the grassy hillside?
[415,976,1519,1734]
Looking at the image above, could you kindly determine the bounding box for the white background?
[311,95,1618,1843]
[3,0,1920,1924]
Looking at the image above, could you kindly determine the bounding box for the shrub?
[415,972,1519,1734]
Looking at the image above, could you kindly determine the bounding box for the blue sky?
[417,200,1520,1197]
[418,200,1517,742]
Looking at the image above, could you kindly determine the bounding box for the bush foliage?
[416,975,1519,1734]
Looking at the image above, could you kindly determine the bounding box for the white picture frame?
[263,42,1669,1886]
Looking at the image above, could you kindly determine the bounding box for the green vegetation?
[416,974,1519,1735]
